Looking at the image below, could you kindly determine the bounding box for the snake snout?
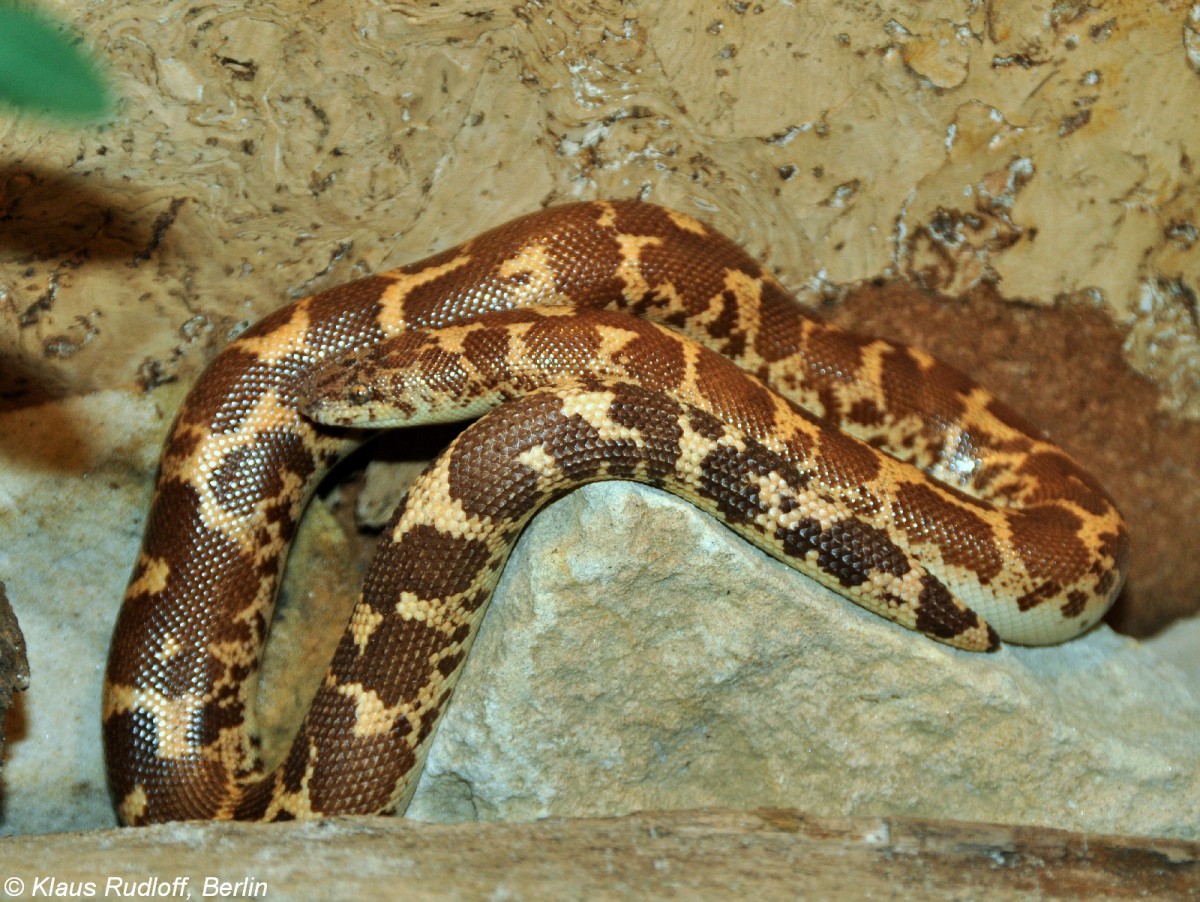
[296,353,376,424]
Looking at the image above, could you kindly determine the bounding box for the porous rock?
[405,481,1200,840]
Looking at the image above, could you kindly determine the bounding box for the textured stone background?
[0,0,1198,836]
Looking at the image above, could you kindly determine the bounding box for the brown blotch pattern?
[611,327,689,392]
[692,349,783,438]
[751,280,806,363]
[209,429,315,521]
[847,398,886,427]
[1007,504,1090,585]
[698,443,787,527]
[801,325,872,393]
[1016,580,1064,612]
[892,481,1004,583]
[458,325,513,387]
[814,425,884,491]
[414,344,475,399]
[1017,449,1114,516]
[879,346,969,430]
[448,413,562,517]
[774,516,911,589]
[915,575,995,647]
[1062,590,1090,619]
[369,523,497,602]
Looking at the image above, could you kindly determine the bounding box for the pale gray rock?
[1147,615,1200,690]
[406,481,1200,840]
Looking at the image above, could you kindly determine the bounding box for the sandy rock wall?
[3,2,1198,404]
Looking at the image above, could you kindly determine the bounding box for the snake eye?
[348,384,372,405]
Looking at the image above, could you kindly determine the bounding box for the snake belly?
[104,200,1129,825]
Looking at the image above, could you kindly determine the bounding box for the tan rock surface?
[5,1,1195,408]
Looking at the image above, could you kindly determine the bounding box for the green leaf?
[0,4,112,120]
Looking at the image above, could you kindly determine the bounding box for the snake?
[103,200,1129,824]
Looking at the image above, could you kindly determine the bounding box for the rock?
[1147,615,1200,690]
[406,481,1200,840]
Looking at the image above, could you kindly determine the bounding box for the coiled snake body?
[104,200,1128,824]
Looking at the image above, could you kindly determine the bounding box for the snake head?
[298,350,405,427]
[298,337,492,429]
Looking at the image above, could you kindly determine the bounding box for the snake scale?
[104,200,1128,824]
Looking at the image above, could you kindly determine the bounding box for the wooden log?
[1,809,1196,900]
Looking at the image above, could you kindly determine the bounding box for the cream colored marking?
[647,276,687,313]
[501,318,646,392]
[389,453,486,544]
[127,556,171,598]
[375,254,474,335]
[592,321,648,363]
[496,244,563,307]
[516,445,558,477]
[105,683,205,760]
[558,391,647,446]
[350,603,385,655]
[676,343,707,414]
[393,669,452,726]
[176,390,302,547]
[235,301,312,365]
[832,334,889,415]
[494,319,537,358]
[525,304,581,319]
[208,720,261,781]
[613,234,663,302]
[673,414,740,487]
[395,591,437,623]
[594,201,618,229]
[209,631,262,682]
[118,786,149,825]
[394,587,480,635]
[699,267,760,334]
[252,469,308,551]
[261,743,319,821]
[410,322,481,361]
[746,470,810,532]
[337,682,403,738]
[156,632,184,662]
[664,208,709,236]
